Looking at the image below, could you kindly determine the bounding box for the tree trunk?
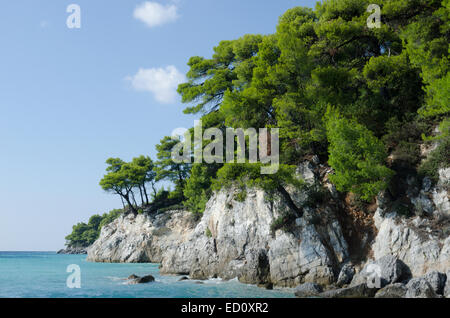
[131,191,138,208]
[123,194,137,214]
[142,184,149,205]
[138,185,144,206]
[151,182,157,197]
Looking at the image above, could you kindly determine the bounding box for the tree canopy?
[99,0,449,214]
[65,209,122,247]
[175,0,448,208]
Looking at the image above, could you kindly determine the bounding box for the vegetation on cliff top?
[65,209,122,248]
[66,0,449,243]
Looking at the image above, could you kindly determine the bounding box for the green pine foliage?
[81,0,448,225]
[65,209,122,248]
[325,108,395,201]
[176,0,448,208]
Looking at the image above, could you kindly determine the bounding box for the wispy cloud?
[133,2,179,27]
[127,66,185,104]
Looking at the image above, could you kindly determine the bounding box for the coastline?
[83,162,450,298]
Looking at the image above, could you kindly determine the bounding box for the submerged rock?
[136,275,155,284]
[128,275,155,284]
[128,274,139,280]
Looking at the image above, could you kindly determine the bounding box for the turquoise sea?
[0,252,293,298]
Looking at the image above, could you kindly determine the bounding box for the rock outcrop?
[370,169,450,277]
[294,282,323,297]
[86,158,449,297]
[350,255,409,288]
[318,284,378,298]
[445,270,450,298]
[336,263,355,287]
[160,187,349,287]
[405,278,439,298]
[374,283,407,298]
[88,160,350,288]
[159,161,350,287]
[423,271,447,295]
[87,211,197,263]
[432,168,450,217]
[57,246,88,254]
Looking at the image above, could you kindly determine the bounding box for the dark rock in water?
[195,281,204,285]
[375,283,407,298]
[405,278,439,298]
[129,275,155,284]
[336,264,355,287]
[319,284,378,298]
[423,271,446,295]
[57,247,88,255]
[295,283,323,298]
[136,275,155,284]
[128,274,140,280]
[178,276,189,281]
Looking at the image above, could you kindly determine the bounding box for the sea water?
[0,252,293,298]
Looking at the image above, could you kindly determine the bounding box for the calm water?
[0,252,293,298]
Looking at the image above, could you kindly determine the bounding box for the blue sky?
[0,0,317,251]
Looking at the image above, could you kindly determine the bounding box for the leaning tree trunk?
[122,193,137,214]
[151,182,157,197]
[142,185,149,205]
[138,186,144,206]
[131,191,138,208]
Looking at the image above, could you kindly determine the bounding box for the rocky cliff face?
[371,168,450,277]
[87,210,197,263]
[87,161,449,294]
[160,186,349,287]
[88,160,350,287]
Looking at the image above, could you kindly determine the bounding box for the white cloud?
[127,66,185,104]
[133,2,179,27]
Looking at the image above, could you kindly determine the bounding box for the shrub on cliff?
[325,108,395,202]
